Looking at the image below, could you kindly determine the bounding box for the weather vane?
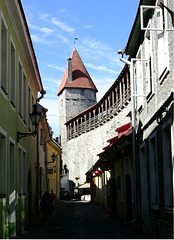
[74,37,78,49]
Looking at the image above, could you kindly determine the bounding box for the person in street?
[50,189,56,211]
[40,191,52,220]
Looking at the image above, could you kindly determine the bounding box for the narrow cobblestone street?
[14,200,154,239]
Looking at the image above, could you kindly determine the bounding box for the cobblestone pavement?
[14,200,154,239]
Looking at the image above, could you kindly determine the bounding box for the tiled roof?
[57,48,98,96]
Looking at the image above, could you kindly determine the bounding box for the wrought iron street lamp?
[47,152,57,164]
[17,104,42,142]
[51,152,57,163]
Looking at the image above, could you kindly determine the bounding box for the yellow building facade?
[47,139,62,203]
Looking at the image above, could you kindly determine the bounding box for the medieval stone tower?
[57,48,98,183]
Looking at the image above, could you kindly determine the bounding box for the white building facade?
[125,0,173,237]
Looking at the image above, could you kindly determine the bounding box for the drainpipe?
[35,89,46,215]
[118,50,137,222]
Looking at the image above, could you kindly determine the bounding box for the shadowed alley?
[15,200,153,239]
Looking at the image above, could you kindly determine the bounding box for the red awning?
[116,122,131,133]
[107,136,118,144]
[97,151,105,157]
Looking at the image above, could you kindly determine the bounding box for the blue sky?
[21,0,140,138]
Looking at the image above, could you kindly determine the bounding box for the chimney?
[67,57,72,82]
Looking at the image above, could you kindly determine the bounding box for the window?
[1,15,8,94]
[146,57,152,97]
[135,48,144,110]
[10,41,16,106]
[0,129,7,197]
[141,1,171,83]
[23,151,26,195]
[140,5,163,31]
[162,124,173,209]
[80,90,84,96]
[9,139,15,224]
[18,147,22,195]
[18,62,22,117]
[10,139,15,196]
[156,0,174,30]
[144,29,153,98]
[157,31,169,82]
[23,74,26,123]
[149,135,159,209]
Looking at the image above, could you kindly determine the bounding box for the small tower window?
[80,90,84,96]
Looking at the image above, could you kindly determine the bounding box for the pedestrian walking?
[40,191,52,220]
[50,189,56,211]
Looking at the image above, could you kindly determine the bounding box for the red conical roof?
[57,48,98,96]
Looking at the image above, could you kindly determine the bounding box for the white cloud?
[82,25,94,29]
[51,17,74,33]
[31,34,43,43]
[86,63,118,75]
[40,13,50,21]
[40,27,54,34]
[28,23,40,30]
[29,23,54,35]
[47,64,65,72]
[82,39,112,51]
[57,35,69,43]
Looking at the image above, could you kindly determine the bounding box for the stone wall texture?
[63,103,131,184]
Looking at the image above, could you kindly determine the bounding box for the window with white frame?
[18,61,23,117]
[156,0,170,82]
[135,48,144,110]
[140,1,172,82]
[162,123,173,209]
[0,129,7,197]
[156,0,174,30]
[149,134,159,209]
[10,40,16,106]
[144,29,153,98]
[23,73,26,124]
[140,5,163,31]
[157,30,169,82]
[1,15,8,94]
